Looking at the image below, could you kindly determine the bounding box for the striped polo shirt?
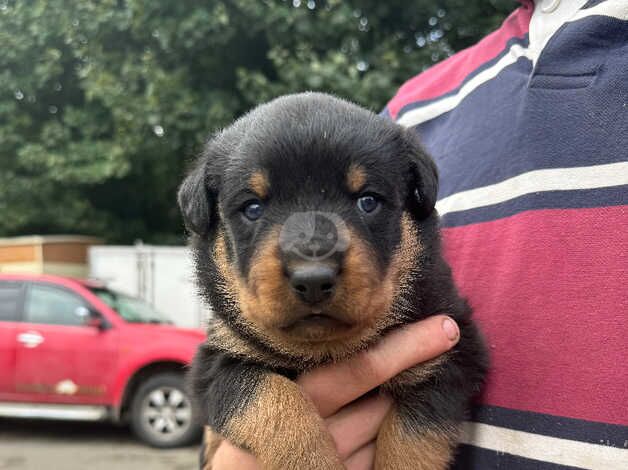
[385,0,628,468]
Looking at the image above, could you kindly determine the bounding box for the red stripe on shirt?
[386,1,533,120]
[442,205,628,426]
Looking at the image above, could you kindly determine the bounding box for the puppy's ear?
[404,130,439,219]
[179,130,233,237]
[178,161,212,237]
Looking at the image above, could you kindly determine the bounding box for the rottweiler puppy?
[178,92,488,470]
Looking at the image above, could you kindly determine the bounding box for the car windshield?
[89,287,172,324]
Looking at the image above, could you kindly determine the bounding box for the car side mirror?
[85,315,105,330]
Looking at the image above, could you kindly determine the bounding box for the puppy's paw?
[374,408,458,470]
[223,374,343,470]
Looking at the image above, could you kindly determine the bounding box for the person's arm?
[210,315,460,470]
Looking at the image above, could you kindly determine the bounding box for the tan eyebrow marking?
[346,163,367,193]
[249,171,270,199]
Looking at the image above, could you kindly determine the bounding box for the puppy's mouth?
[279,312,355,341]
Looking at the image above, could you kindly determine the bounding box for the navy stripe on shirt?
[452,444,586,470]
[582,0,607,9]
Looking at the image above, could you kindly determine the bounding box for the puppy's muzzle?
[279,211,349,305]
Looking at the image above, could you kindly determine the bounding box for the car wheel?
[130,372,201,448]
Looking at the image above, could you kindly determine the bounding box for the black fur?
[190,344,266,433]
[180,92,488,467]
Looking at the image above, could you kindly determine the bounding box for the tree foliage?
[0,0,514,243]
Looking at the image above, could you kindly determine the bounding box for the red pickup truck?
[0,273,206,447]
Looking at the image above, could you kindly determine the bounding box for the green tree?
[0,0,514,243]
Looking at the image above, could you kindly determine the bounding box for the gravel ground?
[0,418,199,470]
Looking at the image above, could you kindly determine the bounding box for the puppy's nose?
[289,263,337,304]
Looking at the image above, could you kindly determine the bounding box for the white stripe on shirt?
[461,421,628,470]
[396,43,530,128]
[435,162,628,216]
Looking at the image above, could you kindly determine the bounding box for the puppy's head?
[179,93,438,361]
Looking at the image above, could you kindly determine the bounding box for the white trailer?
[88,244,211,328]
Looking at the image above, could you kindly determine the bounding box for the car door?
[13,282,118,405]
[0,280,25,400]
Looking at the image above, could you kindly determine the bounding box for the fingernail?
[442,317,459,342]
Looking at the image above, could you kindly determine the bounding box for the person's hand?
[211,315,460,470]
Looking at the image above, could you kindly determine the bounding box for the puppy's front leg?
[226,373,344,469]
[193,347,343,470]
[374,405,459,470]
[374,320,487,469]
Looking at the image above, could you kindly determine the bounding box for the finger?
[326,394,392,460]
[344,442,376,470]
[298,315,459,417]
[211,439,260,470]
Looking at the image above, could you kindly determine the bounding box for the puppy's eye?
[357,194,379,214]
[242,200,264,221]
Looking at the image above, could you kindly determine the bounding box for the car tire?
[129,372,201,448]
